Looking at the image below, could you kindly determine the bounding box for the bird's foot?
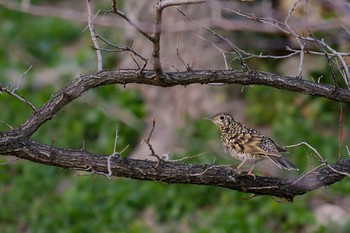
[235,169,256,179]
[246,171,256,179]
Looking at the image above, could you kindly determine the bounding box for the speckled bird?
[206,113,298,176]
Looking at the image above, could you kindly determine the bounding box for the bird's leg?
[247,162,257,179]
[236,159,247,170]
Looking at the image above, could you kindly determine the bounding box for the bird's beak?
[203,117,213,121]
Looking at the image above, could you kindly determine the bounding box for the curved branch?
[1,69,349,140]
[0,137,348,201]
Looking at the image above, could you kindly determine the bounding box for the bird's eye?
[220,116,224,120]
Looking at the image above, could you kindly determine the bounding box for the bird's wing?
[231,132,282,157]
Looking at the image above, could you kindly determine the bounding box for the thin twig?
[113,127,119,153]
[327,165,350,178]
[196,35,229,70]
[48,134,56,158]
[176,35,192,71]
[86,0,103,71]
[96,35,148,72]
[157,0,206,8]
[177,8,249,71]
[217,2,350,86]
[4,89,36,111]
[14,65,32,92]
[0,120,14,130]
[143,119,162,160]
[108,8,154,42]
[291,162,326,185]
[2,65,36,111]
[286,142,326,164]
[0,157,20,165]
[107,127,122,176]
[172,152,207,162]
[284,0,304,77]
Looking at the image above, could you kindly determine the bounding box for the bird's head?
[205,112,234,129]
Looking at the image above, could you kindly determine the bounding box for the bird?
[206,112,298,176]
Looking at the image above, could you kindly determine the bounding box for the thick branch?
[1,69,350,140]
[0,137,348,201]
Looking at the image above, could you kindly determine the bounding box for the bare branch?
[1,137,350,201]
[3,69,350,141]
[86,0,102,71]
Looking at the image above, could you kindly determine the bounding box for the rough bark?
[2,69,349,140]
[1,136,348,201]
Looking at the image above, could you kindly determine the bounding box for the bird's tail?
[266,155,299,171]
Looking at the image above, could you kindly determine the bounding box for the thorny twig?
[86,0,103,71]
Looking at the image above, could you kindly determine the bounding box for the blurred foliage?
[1,1,350,233]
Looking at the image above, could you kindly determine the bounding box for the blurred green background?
[1,1,350,233]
